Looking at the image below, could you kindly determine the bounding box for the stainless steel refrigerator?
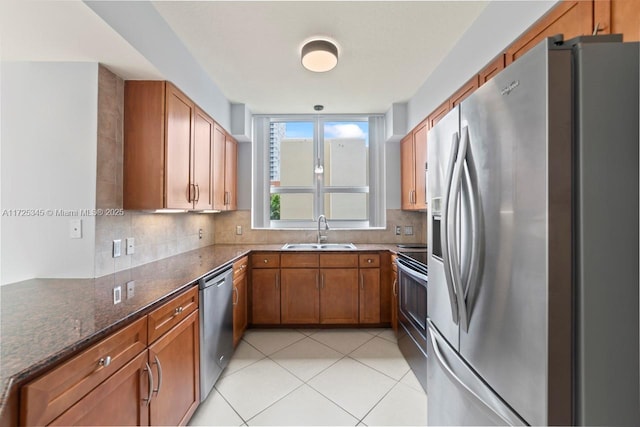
[426,35,639,426]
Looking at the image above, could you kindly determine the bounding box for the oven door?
[397,259,428,348]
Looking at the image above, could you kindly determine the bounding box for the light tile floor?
[189,328,427,426]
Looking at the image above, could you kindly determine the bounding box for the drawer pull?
[98,356,112,368]
[174,306,184,316]
[367,259,373,263]
[263,259,268,263]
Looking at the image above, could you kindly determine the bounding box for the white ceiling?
[1,0,489,115]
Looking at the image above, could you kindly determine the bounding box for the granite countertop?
[0,242,406,422]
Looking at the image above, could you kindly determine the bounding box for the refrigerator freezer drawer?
[427,321,525,426]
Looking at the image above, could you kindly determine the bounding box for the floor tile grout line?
[243,382,308,425]
[303,374,366,423]
[356,379,401,425]
[306,330,376,355]
[211,386,249,426]
[344,354,410,384]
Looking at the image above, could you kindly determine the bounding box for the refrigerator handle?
[428,321,525,426]
[460,126,483,332]
[448,128,469,330]
[441,132,460,324]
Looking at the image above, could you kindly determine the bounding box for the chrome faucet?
[317,215,329,244]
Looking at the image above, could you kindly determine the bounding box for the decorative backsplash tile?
[213,209,427,245]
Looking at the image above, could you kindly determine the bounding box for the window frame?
[252,114,386,230]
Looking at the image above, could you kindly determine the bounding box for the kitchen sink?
[281,243,357,250]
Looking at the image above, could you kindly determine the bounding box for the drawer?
[233,256,249,276]
[148,286,198,343]
[320,253,358,268]
[281,253,319,268]
[359,253,380,268]
[21,316,148,427]
[251,252,280,268]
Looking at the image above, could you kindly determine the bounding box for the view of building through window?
[269,120,369,222]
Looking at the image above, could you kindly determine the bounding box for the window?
[253,115,385,229]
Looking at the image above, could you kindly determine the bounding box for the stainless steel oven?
[396,251,428,392]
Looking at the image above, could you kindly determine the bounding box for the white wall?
[407,0,558,129]
[85,1,231,130]
[1,62,98,284]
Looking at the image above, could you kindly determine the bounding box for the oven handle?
[396,258,428,283]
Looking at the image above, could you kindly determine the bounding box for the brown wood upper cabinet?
[213,124,237,211]
[450,76,480,108]
[400,119,428,211]
[597,0,640,42]
[505,0,593,65]
[479,54,506,86]
[124,81,215,210]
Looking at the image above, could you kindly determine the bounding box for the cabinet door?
[233,271,248,347]
[225,135,238,210]
[251,269,281,324]
[479,54,506,86]
[193,108,213,210]
[608,0,640,41]
[212,124,226,211]
[49,351,150,426]
[360,269,381,324]
[281,269,320,324]
[400,133,415,210]
[148,310,200,426]
[320,269,359,324]
[391,257,399,334]
[428,100,450,129]
[165,83,194,210]
[413,121,428,209]
[505,0,593,64]
[450,76,479,108]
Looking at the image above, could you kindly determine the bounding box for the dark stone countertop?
[0,242,405,423]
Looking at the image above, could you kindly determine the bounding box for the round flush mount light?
[314,104,324,111]
[301,39,338,72]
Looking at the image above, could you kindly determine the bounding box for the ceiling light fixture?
[301,39,338,72]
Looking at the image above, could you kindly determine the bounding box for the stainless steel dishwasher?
[198,266,234,402]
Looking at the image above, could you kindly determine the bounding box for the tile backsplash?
[213,209,427,245]
[95,212,216,277]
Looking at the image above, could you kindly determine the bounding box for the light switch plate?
[236,225,242,235]
[113,239,122,258]
[395,225,401,236]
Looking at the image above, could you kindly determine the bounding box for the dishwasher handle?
[200,267,232,289]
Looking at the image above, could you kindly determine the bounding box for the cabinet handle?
[195,184,200,202]
[153,355,163,396]
[143,361,154,407]
[275,272,279,290]
[233,286,239,305]
[393,278,398,296]
[316,273,319,290]
[360,274,364,290]
[98,355,112,368]
[264,259,268,264]
[174,306,184,316]
[367,259,373,264]
[321,273,324,289]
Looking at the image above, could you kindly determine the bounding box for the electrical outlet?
[404,226,414,236]
[113,239,122,258]
[113,286,122,304]
[236,225,243,235]
[126,237,135,255]
[126,281,135,299]
[395,225,401,236]
[198,229,203,239]
[69,219,82,239]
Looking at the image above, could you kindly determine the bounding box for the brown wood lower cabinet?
[251,269,281,324]
[49,351,150,426]
[391,255,399,334]
[20,287,200,427]
[233,257,249,347]
[148,310,200,426]
[281,269,320,323]
[320,269,359,324]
